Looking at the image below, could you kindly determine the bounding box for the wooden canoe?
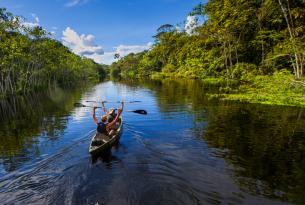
[89,117,123,155]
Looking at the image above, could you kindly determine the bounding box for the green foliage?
[95,64,108,80]
[222,70,305,107]
[109,0,305,80]
[0,8,105,97]
[108,0,305,107]
[109,52,146,78]
[232,63,258,80]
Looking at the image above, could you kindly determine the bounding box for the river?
[0,79,304,205]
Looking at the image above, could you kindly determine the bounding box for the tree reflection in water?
[119,78,305,204]
[0,86,86,173]
[203,104,305,203]
[1,78,305,204]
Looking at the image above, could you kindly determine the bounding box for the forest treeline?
[0,8,107,98]
[110,0,305,83]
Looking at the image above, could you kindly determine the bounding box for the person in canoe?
[93,101,124,136]
[101,101,117,123]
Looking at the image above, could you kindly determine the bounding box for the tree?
[108,0,305,82]
[114,53,120,59]
[0,8,105,97]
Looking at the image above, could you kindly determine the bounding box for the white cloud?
[50,26,58,36]
[115,43,152,57]
[62,27,104,56]
[87,43,152,65]
[31,13,39,24]
[185,15,199,35]
[175,25,183,32]
[65,0,89,7]
[22,21,39,28]
[61,27,151,65]
[21,13,40,28]
[88,52,116,65]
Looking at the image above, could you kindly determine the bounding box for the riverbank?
[124,70,305,108]
[108,1,305,109]
[219,71,305,107]
[2,80,305,204]
[0,8,107,99]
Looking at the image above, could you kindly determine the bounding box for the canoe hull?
[89,118,123,155]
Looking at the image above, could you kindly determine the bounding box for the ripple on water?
[0,130,94,205]
[0,81,298,205]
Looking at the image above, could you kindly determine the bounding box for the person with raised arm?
[101,101,117,123]
[93,101,124,136]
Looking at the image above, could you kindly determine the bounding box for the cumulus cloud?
[89,43,153,65]
[65,0,89,7]
[50,27,57,36]
[61,27,151,65]
[115,43,153,57]
[62,27,104,56]
[175,25,183,33]
[31,13,39,23]
[88,52,116,65]
[185,15,199,35]
[21,13,40,28]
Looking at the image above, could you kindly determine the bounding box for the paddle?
[74,103,148,115]
[127,110,148,115]
[86,100,141,103]
[74,103,102,108]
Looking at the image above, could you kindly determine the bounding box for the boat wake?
[0,130,95,205]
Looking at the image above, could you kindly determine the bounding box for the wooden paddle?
[86,100,141,103]
[74,103,148,115]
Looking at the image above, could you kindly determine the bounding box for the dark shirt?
[97,122,108,134]
[107,113,117,123]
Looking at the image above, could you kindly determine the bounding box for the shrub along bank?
[109,0,305,107]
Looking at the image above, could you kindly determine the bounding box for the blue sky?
[1,0,203,64]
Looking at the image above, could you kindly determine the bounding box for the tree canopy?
[0,8,105,98]
[110,0,305,81]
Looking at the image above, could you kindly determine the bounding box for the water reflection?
[0,79,304,205]
[91,143,122,165]
[0,86,86,174]
[119,78,305,204]
[203,104,305,203]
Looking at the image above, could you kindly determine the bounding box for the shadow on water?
[119,78,305,204]
[1,79,305,204]
[91,143,122,165]
[203,104,305,203]
[0,85,88,174]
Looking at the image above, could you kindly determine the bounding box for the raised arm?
[107,108,123,130]
[92,107,99,125]
[101,101,107,114]
[121,101,125,111]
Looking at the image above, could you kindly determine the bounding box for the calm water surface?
[0,80,305,205]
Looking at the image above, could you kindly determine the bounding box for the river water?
[0,80,304,205]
